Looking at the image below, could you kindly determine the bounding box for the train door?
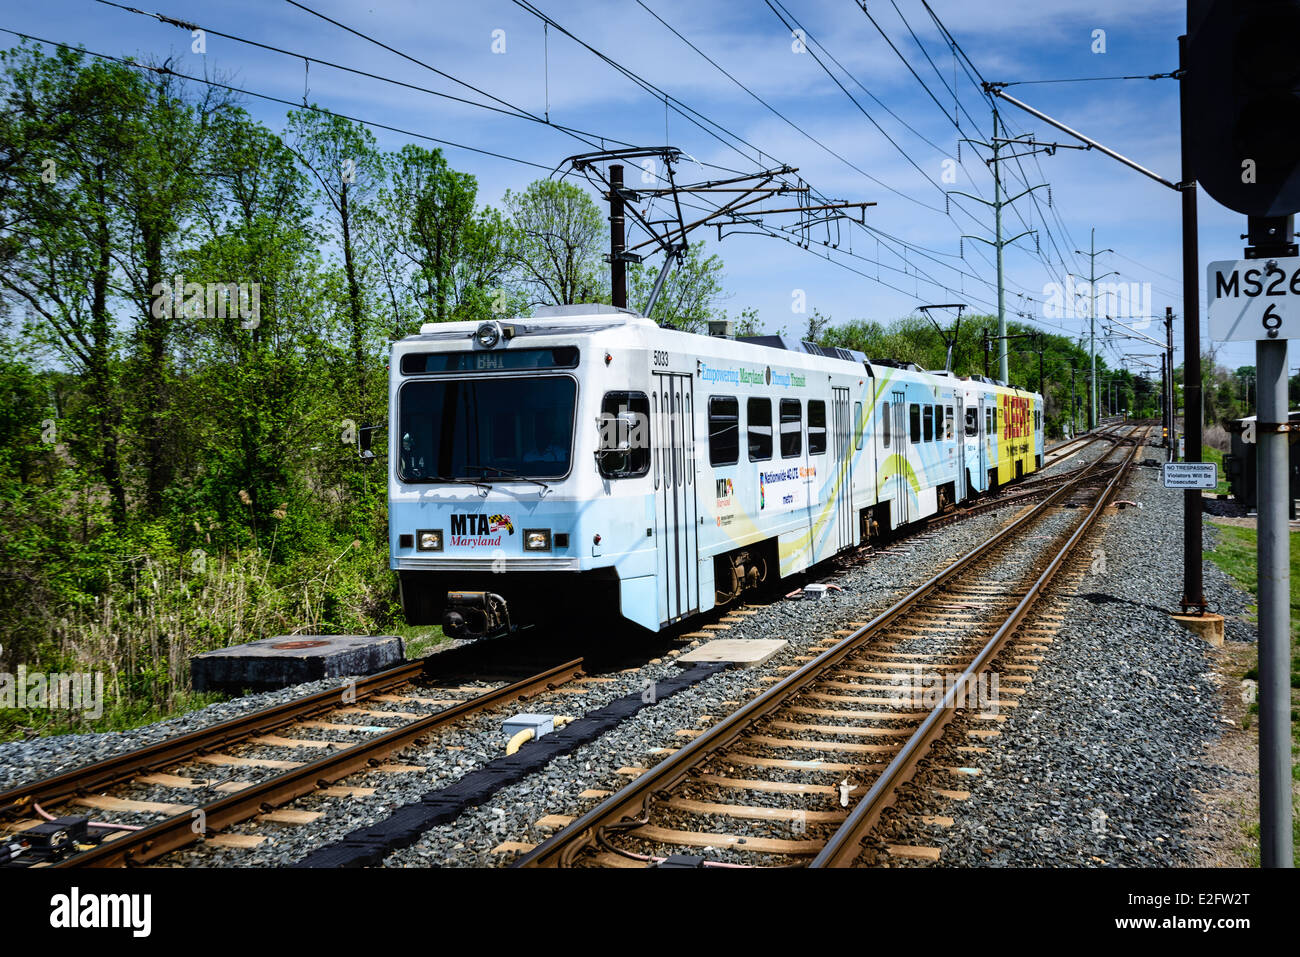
[832,386,853,550]
[954,394,966,495]
[653,372,699,625]
[978,392,990,488]
[892,388,908,525]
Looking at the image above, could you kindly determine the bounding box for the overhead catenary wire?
[0,27,555,171]
[636,0,1010,302]
[634,0,948,214]
[94,0,635,154]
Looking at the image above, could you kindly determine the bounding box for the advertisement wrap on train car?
[759,464,819,513]
[699,361,808,390]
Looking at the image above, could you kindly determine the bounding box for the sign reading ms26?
[1207,257,1300,342]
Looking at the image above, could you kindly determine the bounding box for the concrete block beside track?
[677,638,787,668]
[191,635,405,692]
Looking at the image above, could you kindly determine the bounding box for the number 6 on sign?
[1263,303,1282,338]
[1207,256,1300,341]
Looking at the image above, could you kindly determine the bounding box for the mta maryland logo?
[450,513,514,535]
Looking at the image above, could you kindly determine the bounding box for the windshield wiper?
[465,464,553,496]
[432,475,492,494]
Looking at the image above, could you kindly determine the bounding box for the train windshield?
[397,376,577,482]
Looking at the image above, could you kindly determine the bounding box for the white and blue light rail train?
[386,305,1043,638]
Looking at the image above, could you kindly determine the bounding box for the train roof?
[403,303,1039,396]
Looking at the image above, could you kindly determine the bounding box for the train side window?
[780,399,802,458]
[909,403,921,443]
[945,406,955,441]
[854,401,864,450]
[965,407,978,437]
[808,400,827,454]
[922,405,934,442]
[708,395,739,466]
[985,407,992,435]
[881,401,891,448]
[598,391,651,478]
[748,397,772,461]
[993,408,999,436]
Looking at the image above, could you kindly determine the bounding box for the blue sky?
[6,0,1274,377]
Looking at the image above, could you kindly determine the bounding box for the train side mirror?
[357,424,384,465]
[595,411,641,475]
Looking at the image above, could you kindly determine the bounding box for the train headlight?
[417,529,443,551]
[523,529,551,551]
[476,321,502,348]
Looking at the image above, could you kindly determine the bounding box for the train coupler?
[441,591,511,640]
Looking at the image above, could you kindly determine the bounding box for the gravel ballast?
[864,448,1255,867]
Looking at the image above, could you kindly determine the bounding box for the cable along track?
[515,428,1147,868]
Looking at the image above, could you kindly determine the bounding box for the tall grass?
[1,538,397,738]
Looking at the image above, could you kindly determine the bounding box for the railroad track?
[1041,424,1120,470]
[915,426,1129,534]
[0,658,584,867]
[515,427,1147,868]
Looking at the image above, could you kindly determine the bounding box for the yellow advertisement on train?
[997,391,1037,484]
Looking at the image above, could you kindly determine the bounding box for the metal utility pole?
[952,112,1048,384]
[1178,34,1206,615]
[1070,366,1077,434]
[1165,306,1177,460]
[609,164,628,309]
[1257,314,1291,871]
[1075,229,1118,430]
[1235,214,1298,872]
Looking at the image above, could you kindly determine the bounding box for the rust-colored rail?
[46,659,584,867]
[0,658,430,821]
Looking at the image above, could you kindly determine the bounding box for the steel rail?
[0,657,432,821]
[812,431,1145,866]
[52,658,585,867]
[921,462,1123,532]
[514,432,1138,868]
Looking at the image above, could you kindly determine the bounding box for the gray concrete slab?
[676,638,787,669]
[191,635,405,692]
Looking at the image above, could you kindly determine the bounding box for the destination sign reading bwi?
[1207,257,1300,342]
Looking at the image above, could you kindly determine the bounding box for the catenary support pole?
[609,164,626,309]
[1256,335,1293,868]
[1178,34,1205,613]
[1166,306,1177,461]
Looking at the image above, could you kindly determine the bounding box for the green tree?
[0,50,146,523]
[378,145,478,331]
[628,240,725,330]
[287,107,382,402]
[118,69,234,515]
[502,178,605,306]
